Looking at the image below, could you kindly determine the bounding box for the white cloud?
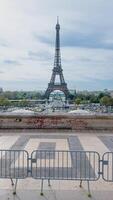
[0,0,113,90]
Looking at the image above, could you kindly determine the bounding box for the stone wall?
[0,114,113,130]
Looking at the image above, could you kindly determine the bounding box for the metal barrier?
[102,152,113,182]
[0,150,28,194]
[1,149,113,197]
[31,150,100,196]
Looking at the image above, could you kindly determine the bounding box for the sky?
[0,0,113,91]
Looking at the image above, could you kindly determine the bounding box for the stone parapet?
[0,114,113,130]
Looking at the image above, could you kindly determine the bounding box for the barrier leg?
[79,180,82,188]
[40,179,44,196]
[87,181,91,198]
[48,179,51,187]
[13,179,18,195]
[10,178,14,186]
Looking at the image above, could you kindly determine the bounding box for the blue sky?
[0,0,113,91]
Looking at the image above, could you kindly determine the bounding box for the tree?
[100,96,111,106]
[18,99,29,107]
[0,97,10,106]
[98,92,105,99]
[68,93,75,100]
[90,95,99,103]
[75,98,81,105]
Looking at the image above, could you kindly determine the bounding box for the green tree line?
[74,93,113,106]
[0,91,113,107]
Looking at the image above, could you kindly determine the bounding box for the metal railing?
[31,150,100,196]
[0,150,28,194]
[31,150,100,180]
[102,152,113,182]
[0,150,28,179]
[0,149,113,197]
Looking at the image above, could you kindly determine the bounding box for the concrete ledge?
[0,114,113,130]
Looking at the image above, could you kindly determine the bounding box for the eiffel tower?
[44,17,70,99]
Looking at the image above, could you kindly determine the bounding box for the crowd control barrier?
[0,149,112,197]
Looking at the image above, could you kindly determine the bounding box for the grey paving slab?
[68,136,96,179]
[31,134,68,139]
[68,136,83,151]
[98,136,113,151]
[10,135,30,150]
[37,142,56,159]
[38,142,56,151]
[0,136,30,177]
[0,189,113,200]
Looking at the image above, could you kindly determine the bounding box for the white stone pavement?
[0,131,113,200]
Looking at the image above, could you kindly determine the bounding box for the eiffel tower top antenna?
[54,16,61,68]
[57,16,59,24]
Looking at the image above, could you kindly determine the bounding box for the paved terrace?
[0,130,113,200]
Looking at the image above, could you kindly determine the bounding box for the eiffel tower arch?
[44,17,70,100]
